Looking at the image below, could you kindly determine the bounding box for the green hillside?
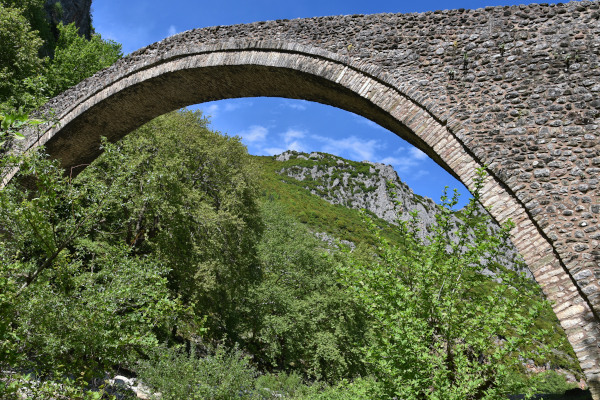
[254,154,405,247]
[253,150,582,379]
[0,110,587,398]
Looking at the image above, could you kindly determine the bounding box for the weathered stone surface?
[277,150,440,229]
[3,1,600,395]
[275,150,526,276]
[44,0,92,39]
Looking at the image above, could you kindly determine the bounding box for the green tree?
[0,107,43,149]
[0,0,52,47]
[0,149,180,385]
[136,344,260,400]
[1,108,264,383]
[0,2,44,108]
[0,1,122,117]
[340,169,553,399]
[240,200,369,382]
[0,109,263,395]
[43,22,122,98]
[76,109,263,342]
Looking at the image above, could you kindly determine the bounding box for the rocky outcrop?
[274,150,528,277]
[109,375,156,399]
[44,0,92,39]
[275,150,439,232]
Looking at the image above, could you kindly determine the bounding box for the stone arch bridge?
[3,0,600,395]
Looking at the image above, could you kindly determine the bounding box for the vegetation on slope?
[258,151,580,375]
[0,3,588,397]
[255,154,406,247]
[0,109,585,399]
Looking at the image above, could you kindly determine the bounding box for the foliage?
[135,342,378,400]
[0,110,263,396]
[240,200,369,382]
[0,7,121,110]
[0,103,584,399]
[0,150,180,384]
[506,370,580,397]
[0,0,54,50]
[254,374,381,400]
[257,152,579,379]
[135,344,260,400]
[340,168,554,399]
[0,369,120,400]
[0,64,584,397]
[0,2,44,108]
[0,107,43,148]
[293,377,382,400]
[43,22,122,98]
[255,155,403,247]
[76,109,263,343]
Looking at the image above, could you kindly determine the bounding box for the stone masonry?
[3,0,600,395]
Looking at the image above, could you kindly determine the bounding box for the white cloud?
[287,141,305,152]
[223,100,253,112]
[378,147,430,173]
[378,156,419,172]
[202,104,219,118]
[379,156,403,165]
[410,147,428,160]
[238,126,308,156]
[312,135,381,161]
[167,25,177,36]
[280,100,308,111]
[282,129,305,142]
[264,147,286,155]
[239,125,268,143]
[279,129,307,152]
[197,100,254,120]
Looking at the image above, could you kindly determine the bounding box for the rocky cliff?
[273,150,528,277]
[275,150,439,233]
[44,0,92,39]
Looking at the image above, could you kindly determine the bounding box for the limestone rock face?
[275,150,441,233]
[45,0,92,39]
[274,150,528,277]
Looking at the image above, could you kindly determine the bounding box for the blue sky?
[92,0,546,208]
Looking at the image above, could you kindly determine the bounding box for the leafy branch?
[0,108,43,148]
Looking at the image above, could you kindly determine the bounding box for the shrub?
[134,344,259,400]
[340,168,555,399]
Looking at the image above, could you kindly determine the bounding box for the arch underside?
[11,46,600,392]
[41,63,452,180]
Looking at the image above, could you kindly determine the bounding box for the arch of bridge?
[6,1,600,395]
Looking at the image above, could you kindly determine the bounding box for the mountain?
[273,150,438,231]
[254,150,581,378]
[258,150,526,276]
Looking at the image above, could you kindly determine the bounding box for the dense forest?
[0,1,591,399]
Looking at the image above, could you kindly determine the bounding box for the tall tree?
[240,200,369,381]
[0,2,44,108]
[340,171,556,399]
[43,22,121,98]
[0,148,179,384]
[76,109,263,341]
